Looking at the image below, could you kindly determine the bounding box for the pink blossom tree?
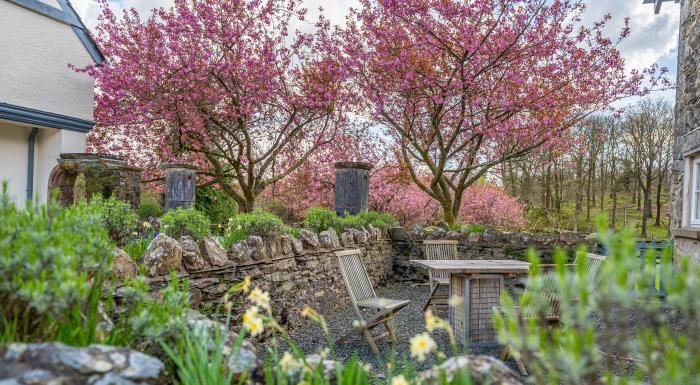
[78,0,349,212]
[337,0,664,225]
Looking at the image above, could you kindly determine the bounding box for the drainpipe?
[26,128,38,201]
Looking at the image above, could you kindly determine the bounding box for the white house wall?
[0,0,95,120]
[0,122,31,203]
[36,128,85,202]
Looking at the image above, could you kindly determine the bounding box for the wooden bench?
[422,240,459,311]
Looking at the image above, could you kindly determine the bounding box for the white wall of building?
[36,128,86,202]
[0,122,31,204]
[0,1,95,120]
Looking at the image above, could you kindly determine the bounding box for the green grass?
[526,192,670,240]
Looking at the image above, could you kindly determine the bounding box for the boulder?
[142,234,182,277]
[299,229,320,250]
[228,241,253,264]
[112,248,138,281]
[265,237,279,258]
[425,226,447,239]
[388,226,409,241]
[418,355,523,385]
[318,228,341,249]
[200,235,229,267]
[290,237,304,255]
[0,342,164,385]
[351,228,369,244]
[180,236,208,271]
[247,236,267,261]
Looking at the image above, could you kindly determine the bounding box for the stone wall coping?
[161,162,199,170]
[672,228,700,239]
[334,161,373,170]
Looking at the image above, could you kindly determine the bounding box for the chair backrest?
[574,252,607,281]
[335,249,377,307]
[423,240,459,286]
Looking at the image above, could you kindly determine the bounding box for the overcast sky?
[71,0,681,106]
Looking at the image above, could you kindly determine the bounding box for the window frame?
[691,158,700,226]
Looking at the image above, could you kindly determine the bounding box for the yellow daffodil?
[248,287,271,311]
[142,221,152,228]
[242,307,264,336]
[239,276,251,293]
[410,332,437,362]
[425,309,449,332]
[390,374,409,385]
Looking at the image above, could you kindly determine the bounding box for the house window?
[691,158,700,226]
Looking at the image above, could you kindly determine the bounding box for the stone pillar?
[334,161,372,217]
[47,153,142,208]
[162,163,197,210]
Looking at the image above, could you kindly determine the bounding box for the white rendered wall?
[0,122,31,204]
[36,129,86,202]
[0,1,95,120]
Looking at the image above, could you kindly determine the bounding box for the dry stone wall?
[390,225,600,282]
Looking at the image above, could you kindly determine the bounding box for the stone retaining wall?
[390,225,600,282]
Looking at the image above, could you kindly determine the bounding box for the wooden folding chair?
[422,240,459,311]
[334,249,410,354]
[502,252,607,376]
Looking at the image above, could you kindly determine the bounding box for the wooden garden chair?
[334,249,410,354]
[502,252,607,376]
[422,240,459,311]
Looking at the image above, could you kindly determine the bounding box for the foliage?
[0,183,114,345]
[88,195,139,245]
[138,201,163,220]
[494,216,694,385]
[195,185,238,226]
[221,210,290,248]
[161,207,211,240]
[122,234,154,261]
[459,184,526,229]
[303,206,395,234]
[81,0,349,212]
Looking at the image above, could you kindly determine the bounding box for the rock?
[112,248,138,281]
[352,228,369,244]
[247,236,267,261]
[559,230,579,243]
[410,224,426,240]
[318,228,341,249]
[0,342,163,384]
[280,234,295,255]
[228,241,252,263]
[468,232,482,242]
[339,231,354,247]
[265,237,279,258]
[585,232,599,241]
[290,237,304,255]
[425,226,447,239]
[367,224,383,240]
[180,236,208,271]
[200,235,229,267]
[418,355,523,385]
[282,353,339,383]
[299,229,321,250]
[142,234,182,277]
[388,226,409,241]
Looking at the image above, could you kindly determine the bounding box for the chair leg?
[383,320,397,344]
[423,284,440,312]
[362,327,380,354]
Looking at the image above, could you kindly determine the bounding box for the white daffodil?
[248,287,271,311]
[410,332,437,362]
[425,309,449,332]
[390,374,409,385]
[242,307,264,336]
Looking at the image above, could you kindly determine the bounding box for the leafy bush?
[161,207,210,240]
[0,184,114,345]
[122,235,153,261]
[494,216,695,385]
[221,210,285,248]
[138,201,163,220]
[304,207,339,233]
[88,195,139,245]
[304,206,396,233]
[195,185,238,226]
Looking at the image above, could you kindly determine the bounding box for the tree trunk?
[655,171,664,227]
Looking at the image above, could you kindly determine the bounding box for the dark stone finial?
[162,163,197,210]
[334,161,373,217]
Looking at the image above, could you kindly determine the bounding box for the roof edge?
[0,102,95,133]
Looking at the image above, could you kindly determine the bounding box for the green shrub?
[494,216,695,385]
[138,201,163,220]
[0,183,114,345]
[304,207,339,233]
[229,209,284,237]
[122,235,153,261]
[195,185,238,226]
[88,195,139,245]
[304,206,396,233]
[161,207,210,240]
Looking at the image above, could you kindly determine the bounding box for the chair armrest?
[539,263,576,271]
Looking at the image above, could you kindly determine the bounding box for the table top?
[410,259,530,274]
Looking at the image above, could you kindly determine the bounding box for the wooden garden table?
[411,259,530,346]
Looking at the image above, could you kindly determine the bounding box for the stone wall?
[670,0,700,261]
[121,226,392,330]
[390,225,599,282]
